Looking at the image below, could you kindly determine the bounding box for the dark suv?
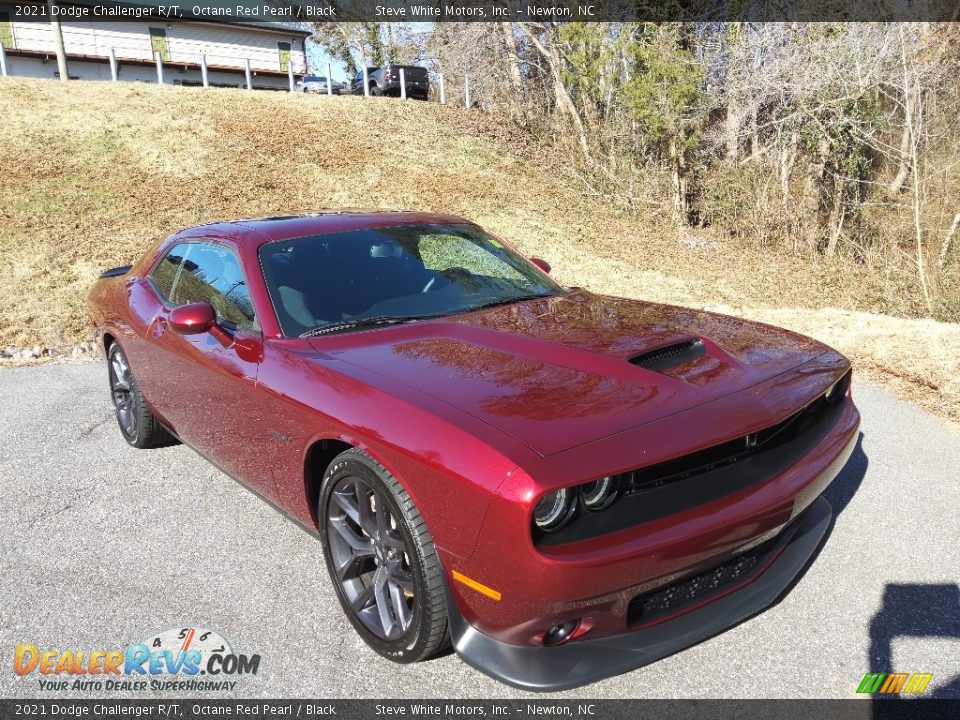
[351,65,430,100]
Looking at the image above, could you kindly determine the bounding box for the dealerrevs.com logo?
[14,627,261,692]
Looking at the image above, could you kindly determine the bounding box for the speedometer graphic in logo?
[140,626,233,670]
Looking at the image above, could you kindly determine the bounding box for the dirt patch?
[721,307,958,422]
[0,78,957,422]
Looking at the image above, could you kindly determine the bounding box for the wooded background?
[313,22,960,321]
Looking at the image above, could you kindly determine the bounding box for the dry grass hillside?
[1,78,957,421]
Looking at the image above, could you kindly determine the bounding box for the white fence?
[0,42,474,105]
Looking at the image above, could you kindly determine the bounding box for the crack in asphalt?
[77,415,111,439]
[26,502,74,530]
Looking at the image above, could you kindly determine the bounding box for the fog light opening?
[543,620,580,647]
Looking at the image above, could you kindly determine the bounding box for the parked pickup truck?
[351,65,430,100]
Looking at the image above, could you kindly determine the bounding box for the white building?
[0,2,309,90]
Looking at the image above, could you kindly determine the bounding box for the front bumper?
[446,493,833,691]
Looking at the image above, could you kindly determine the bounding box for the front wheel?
[107,342,170,449]
[319,448,449,663]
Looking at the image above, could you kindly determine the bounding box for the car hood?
[309,291,830,456]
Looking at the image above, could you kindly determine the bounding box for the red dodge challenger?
[87,212,860,690]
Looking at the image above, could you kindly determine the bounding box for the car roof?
[177,211,474,247]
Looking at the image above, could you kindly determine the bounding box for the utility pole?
[47,0,69,81]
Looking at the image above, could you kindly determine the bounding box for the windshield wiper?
[300,314,436,338]
[470,294,548,312]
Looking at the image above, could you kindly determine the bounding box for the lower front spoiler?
[445,494,833,692]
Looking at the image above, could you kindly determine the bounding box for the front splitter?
[444,494,833,692]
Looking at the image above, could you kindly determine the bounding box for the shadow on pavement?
[822,431,869,519]
[868,582,960,703]
[775,431,869,602]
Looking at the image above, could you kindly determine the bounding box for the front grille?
[627,539,772,626]
[619,389,831,498]
[629,339,706,371]
[536,370,850,547]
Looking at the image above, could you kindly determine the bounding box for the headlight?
[580,476,618,511]
[533,488,575,532]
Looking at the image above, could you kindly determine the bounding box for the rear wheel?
[107,342,170,449]
[319,448,448,662]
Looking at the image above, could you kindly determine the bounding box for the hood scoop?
[629,339,706,372]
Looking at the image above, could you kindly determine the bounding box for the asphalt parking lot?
[1,362,958,699]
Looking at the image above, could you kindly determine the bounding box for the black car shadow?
[823,431,870,518]
[868,582,960,704]
[773,431,869,602]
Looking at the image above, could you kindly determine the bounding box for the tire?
[106,342,170,449]
[370,86,382,97]
[319,448,449,663]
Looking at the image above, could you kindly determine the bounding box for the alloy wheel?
[327,476,416,641]
[109,347,137,438]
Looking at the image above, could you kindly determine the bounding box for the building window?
[149,27,170,62]
[0,11,15,50]
[277,41,291,72]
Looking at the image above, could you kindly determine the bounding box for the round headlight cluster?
[580,476,618,511]
[533,488,576,532]
[533,476,620,533]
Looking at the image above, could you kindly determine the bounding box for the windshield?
[259,223,563,337]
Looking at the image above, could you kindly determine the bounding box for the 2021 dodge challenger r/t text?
[87,212,860,690]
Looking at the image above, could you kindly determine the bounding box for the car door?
[144,240,277,500]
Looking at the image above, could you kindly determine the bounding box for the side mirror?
[169,302,216,336]
[530,257,551,274]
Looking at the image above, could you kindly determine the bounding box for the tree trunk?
[825,179,845,255]
[724,23,745,162]
[386,23,396,63]
[517,24,591,161]
[780,131,799,249]
[500,23,525,101]
[669,138,689,226]
[725,108,741,162]
[938,213,960,272]
[900,27,932,314]
[365,23,385,66]
[886,121,912,196]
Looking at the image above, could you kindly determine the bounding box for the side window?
[172,244,257,331]
[148,243,188,301]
